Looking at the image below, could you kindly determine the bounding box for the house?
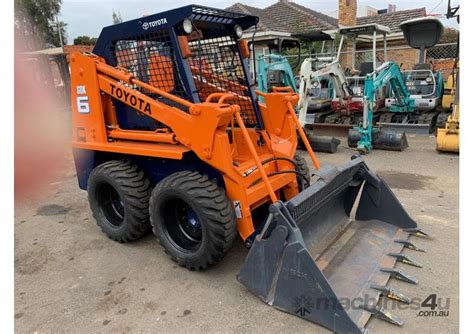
[228,0,431,70]
[338,0,425,70]
[227,0,338,56]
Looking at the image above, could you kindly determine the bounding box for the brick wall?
[338,41,419,71]
[339,0,357,26]
[431,59,456,80]
[337,44,457,85]
[63,45,94,62]
[386,48,419,70]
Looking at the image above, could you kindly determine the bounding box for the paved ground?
[14,134,458,333]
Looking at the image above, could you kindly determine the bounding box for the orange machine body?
[70,8,319,242]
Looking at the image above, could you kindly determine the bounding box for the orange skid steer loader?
[70,6,429,333]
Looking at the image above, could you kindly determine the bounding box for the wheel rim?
[162,197,202,252]
[97,183,125,227]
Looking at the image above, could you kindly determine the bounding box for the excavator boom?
[349,62,410,153]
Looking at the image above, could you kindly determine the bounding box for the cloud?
[60,0,459,41]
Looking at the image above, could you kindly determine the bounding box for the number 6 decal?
[77,96,90,114]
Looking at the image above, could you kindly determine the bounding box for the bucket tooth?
[371,284,411,304]
[359,305,403,326]
[381,268,418,284]
[238,157,421,333]
[395,239,427,252]
[403,227,431,239]
[389,253,422,268]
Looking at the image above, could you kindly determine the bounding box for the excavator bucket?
[299,135,341,153]
[348,128,408,152]
[238,156,427,333]
[310,136,341,153]
[299,128,341,153]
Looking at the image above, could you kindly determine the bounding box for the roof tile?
[227,1,337,34]
[227,2,426,36]
[357,8,426,33]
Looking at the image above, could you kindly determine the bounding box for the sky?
[59,0,460,43]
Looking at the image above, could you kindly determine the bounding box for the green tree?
[439,27,459,44]
[427,27,459,59]
[15,0,68,51]
[73,35,98,45]
[112,10,123,24]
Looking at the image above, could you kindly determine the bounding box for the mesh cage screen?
[110,30,260,127]
[188,36,259,127]
[111,30,189,103]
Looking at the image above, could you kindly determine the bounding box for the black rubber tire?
[294,152,311,191]
[149,171,236,270]
[87,160,152,243]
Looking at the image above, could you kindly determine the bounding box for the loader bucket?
[238,157,425,333]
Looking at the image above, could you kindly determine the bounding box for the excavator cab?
[254,36,340,153]
[386,17,444,115]
[337,24,391,120]
[295,31,336,114]
[254,38,301,95]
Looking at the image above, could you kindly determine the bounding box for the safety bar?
[205,93,234,104]
[96,61,194,109]
[272,86,294,93]
[286,100,321,170]
[234,111,278,203]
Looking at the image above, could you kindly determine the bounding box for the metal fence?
[284,42,458,79]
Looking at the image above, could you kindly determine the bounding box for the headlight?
[234,25,243,38]
[183,19,193,34]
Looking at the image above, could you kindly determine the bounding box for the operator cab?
[251,37,300,91]
[339,24,390,75]
[400,17,443,109]
[337,24,391,110]
[294,31,335,111]
[93,5,262,130]
[392,17,444,110]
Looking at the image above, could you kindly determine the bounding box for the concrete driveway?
[14,134,459,333]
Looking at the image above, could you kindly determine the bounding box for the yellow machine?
[436,0,459,153]
[442,69,456,110]
[436,70,459,152]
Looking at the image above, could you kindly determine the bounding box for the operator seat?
[408,63,436,95]
[358,62,374,77]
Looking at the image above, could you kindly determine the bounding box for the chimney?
[339,0,357,27]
